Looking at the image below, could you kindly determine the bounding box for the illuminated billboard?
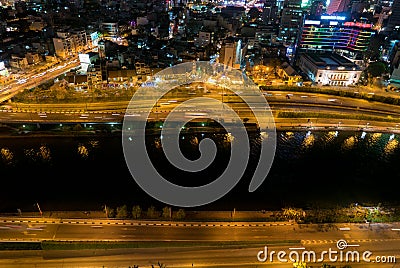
[304,20,321,25]
[90,32,99,47]
[79,53,90,64]
[78,54,90,73]
[321,15,346,21]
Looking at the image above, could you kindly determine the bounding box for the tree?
[146,206,159,218]
[175,209,186,220]
[367,61,388,77]
[269,58,281,76]
[293,261,307,268]
[282,207,305,222]
[116,205,128,219]
[162,206,171,219]
[132,205,142,219]
[107,208,115,218]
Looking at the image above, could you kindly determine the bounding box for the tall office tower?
[298,15,375,61]
[326,0,351,14]
[279,0,303,45]
[386,0,400,31]
[262,0,278,24]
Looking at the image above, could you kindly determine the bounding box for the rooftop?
[301,53,360,70]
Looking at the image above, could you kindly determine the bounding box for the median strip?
[0,240,301,251]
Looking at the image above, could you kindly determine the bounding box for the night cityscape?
[0,0,400,267]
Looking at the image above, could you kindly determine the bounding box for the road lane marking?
[339,227,351,231]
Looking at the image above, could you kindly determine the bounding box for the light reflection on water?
[2,131,399,167]
[1,148,14,165]
[0,131,399,211]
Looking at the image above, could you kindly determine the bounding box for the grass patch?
[276,111,400,123]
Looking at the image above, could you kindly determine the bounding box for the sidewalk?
[0,210,284,222]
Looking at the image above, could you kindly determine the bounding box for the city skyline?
[1,0,400,267]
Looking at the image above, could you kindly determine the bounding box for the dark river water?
[0,129,399,212]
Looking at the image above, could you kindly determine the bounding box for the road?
[0,57,80,103]
[0,218,399,267]
[2,88,400,135]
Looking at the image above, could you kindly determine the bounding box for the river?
[0,129,399,212]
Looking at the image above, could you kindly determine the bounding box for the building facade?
[297,52,362,86]
[298,15,375,60]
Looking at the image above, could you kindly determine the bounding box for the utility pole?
[36,203,43,217]
[104,205,108,218]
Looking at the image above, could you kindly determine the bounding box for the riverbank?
[2,204,400,224]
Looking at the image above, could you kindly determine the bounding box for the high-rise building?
[298,15,375,61]
[279,0,303,46]
[262,0,278,24]
[326,0,351,14]
[386,0,400,31]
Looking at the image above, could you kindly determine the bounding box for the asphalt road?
[0,218,399,267]
[2,91,400,124]
[0,58,80,103]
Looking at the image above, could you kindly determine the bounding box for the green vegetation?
[105,205,186,221]
[175,208,186,220]
[301,204,400,224]
[132,205,142,219]
[12,78,136,104]
[276,111,400,123]
[366,61,388,78]
[116,205,129,219]
[162,206,171,219]
[261,85,400,106]
[146,206,160,219]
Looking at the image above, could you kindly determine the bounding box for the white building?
[53,29,89,59]
[101,22,118,38]
[297,53,362,86]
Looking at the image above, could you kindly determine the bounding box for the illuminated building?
[279,0,303,46]
[298,15,375,61]
[220,39,244,69]
[53,30,89,59]
[386,0,400,32]
[326,0,350,14]
[297,52,362,86]
[101,22,118,39]
[0,61,12,86]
